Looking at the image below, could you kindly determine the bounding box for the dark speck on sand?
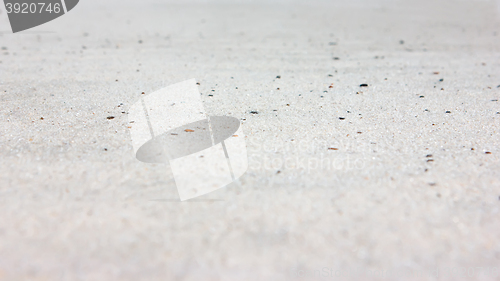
[360,84,368,87]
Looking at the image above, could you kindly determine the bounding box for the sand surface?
[0,0,499,280]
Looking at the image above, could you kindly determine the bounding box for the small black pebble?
[333,57,340,60]
[426,154,433,157]
[104,148,108,151]
[250,111,258,114]
[339,117,345,120]
[328,74,333,77]
[208,94,213,97]
[360,84,368,87]
[419,96,424,98]
[492,99,498,102]
[107,116,115,120]
[445,111,451,113]
[439,78,444,82]
[276,75,281,79]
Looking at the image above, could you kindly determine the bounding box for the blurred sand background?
[0,0,499,280]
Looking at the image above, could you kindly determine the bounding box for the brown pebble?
[107,116,115,120]
[232,135,238,137]
[328,148,339,150]
[141,92,145,95]
[433,72,439,75]
[40,117,44,120]
[426,154,433,157]
[485,152,492,154]
[184,129,194,132]
[427,159,434,162]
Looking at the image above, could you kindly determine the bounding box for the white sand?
[0,0,499,280]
